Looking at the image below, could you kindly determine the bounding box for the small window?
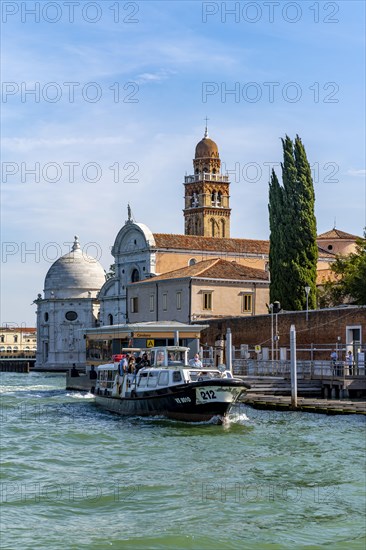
[176,291,182,310]
[44,313,49,322]
[65,311,78,321]
[242,294,252,313]
[0,336,4,343]
[108,314,113,325]
[172,371,182,383]
[149,295,155,312]
[130,297,138,313]
[131,269,140,282]
[14,336,18,343]
[327,244,333,251]
[138,372,148,388]
[203,292,212,310]
[188,258,196,266]
[162,293,168,311]
[158,371,169,386]
[147,372,158,388]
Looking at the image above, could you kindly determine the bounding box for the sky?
[1,0,365,327]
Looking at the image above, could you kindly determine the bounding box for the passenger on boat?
[189,354,203,368]
[140,353,151,368]
[119,356,128,376]
[128,356,136,374]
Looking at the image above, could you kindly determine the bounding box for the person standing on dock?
[330,350,338,376]
[346,350,354,376]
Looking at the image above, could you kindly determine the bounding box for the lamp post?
[273,301,281,362]
[269,303,274,363]
[305,285,310,322]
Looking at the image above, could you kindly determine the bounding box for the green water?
[0,372,365,549]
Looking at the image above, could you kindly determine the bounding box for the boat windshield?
[189,370,221,381]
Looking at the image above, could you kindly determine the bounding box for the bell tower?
[183,124,231,238]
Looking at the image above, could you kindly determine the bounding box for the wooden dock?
[0,362,30,373]
[241,394,366,415]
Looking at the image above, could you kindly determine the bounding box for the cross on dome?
[204,116,209,138]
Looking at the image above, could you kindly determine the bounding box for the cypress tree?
[268,169,284,304]
[268,135,318,310]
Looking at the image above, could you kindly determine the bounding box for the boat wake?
[66,391,95,399]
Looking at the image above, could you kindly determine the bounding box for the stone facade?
[183,128,231,237]
[127,258,269,324]
[34,237,105,369]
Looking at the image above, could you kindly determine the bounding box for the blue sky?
[1,0,365,326]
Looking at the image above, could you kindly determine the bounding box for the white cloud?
[347,169,366,177]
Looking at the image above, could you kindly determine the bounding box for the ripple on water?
[0,371,365,550]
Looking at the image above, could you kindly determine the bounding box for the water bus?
[94,346,250,423]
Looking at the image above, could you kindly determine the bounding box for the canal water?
[1,371,365,550]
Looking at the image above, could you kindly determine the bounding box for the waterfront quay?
[241,394,366,416]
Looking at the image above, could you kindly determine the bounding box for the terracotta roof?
[153,234,269,255]
[317,229,360,240]
[138,258,269,283]
[0,327,36,332]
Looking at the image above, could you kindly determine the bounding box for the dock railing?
[233,359,365,378]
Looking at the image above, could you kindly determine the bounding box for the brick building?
[199,306,366,361]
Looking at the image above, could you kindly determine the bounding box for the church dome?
[44,236,106,299]
[195,126,219,159]
[195,136,219,159]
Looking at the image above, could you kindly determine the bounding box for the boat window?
[156,351,165,366]
[158,371,169,386]
[147,372,158,387]
[138,372,148,388]
[189,371,199,381]
[172,371,182,383]
[168,350,186,364]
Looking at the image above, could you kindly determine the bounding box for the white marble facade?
[35,237,106,369]
[98,219,157,326]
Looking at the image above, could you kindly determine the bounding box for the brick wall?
[199,307,366,350]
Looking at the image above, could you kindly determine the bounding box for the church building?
[33,127,357,369]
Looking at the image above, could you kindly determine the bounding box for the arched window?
[211,218,216,237]
[188,258,197,266]
[108,314,113,325]
[217,191,222,205]
[221,219,225,238]
[194,218,199,235]
[131,269,140,283]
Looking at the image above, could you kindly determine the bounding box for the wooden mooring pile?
[0,362,31,373]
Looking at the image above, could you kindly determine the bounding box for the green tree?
[105,263,116,280]
[319,232,366,306]
[268,135,318,310]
